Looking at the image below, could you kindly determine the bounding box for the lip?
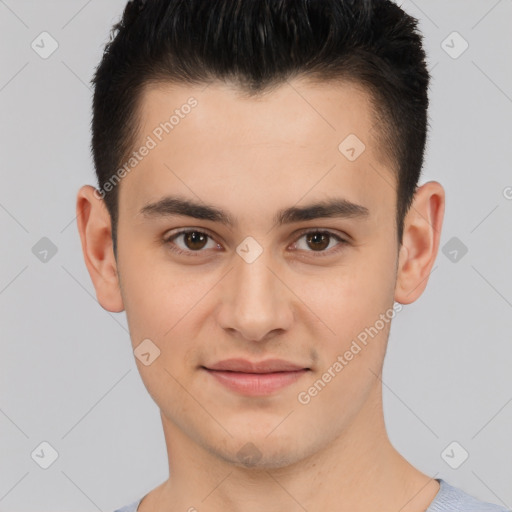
[202,358,310,396]
[205,358,308,373]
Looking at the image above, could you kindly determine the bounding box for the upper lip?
[204,358,309,373]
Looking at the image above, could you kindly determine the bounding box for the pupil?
[185,232,207,250]
[307,232,329,251]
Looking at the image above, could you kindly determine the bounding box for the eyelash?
[163,228,348,258]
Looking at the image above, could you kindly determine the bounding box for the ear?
[394,181,445,304]
[75,185,124,312]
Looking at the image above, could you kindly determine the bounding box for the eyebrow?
[139,195,370,227]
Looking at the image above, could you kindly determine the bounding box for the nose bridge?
[218,246,292,341]
[236,250,276,303]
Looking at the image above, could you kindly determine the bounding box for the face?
[114,78,401,468]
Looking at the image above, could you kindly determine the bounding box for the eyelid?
[292,227,348,243]
[164,226,218,240]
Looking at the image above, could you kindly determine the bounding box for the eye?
[291,230,348,255]
[163,228,348,258]
[164,229,221,256]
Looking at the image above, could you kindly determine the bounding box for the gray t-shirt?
[113,478,510,512]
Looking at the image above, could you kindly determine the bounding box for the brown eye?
[165,229,219,256]
[183,231,208,250]
[293,230,347,255]
[306,232,330,251]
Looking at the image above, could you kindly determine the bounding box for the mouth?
[201,358,311,396]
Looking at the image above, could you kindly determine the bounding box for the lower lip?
[204,368,308,396]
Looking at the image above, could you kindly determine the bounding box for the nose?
[216,247,294,343]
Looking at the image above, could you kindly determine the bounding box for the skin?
[76,78,445,512]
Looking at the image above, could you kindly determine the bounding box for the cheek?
[117,242,217,395]
[299,252,396,338]
[117,239,197,340]
[117,246,202,407]
[293,243,397,394]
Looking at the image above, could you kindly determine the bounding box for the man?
[76,0,509,510]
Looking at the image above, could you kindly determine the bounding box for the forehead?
[120,78,395,224]
[138,77,379,151]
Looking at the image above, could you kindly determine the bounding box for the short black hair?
[91,0,430,258]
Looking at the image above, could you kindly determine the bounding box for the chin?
[210,434,310,471]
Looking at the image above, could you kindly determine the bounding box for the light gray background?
[0,1,511,511]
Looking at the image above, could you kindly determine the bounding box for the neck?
[140,381,439,512]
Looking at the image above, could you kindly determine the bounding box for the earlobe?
[75,185,125,312]
[394,181,445,305]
